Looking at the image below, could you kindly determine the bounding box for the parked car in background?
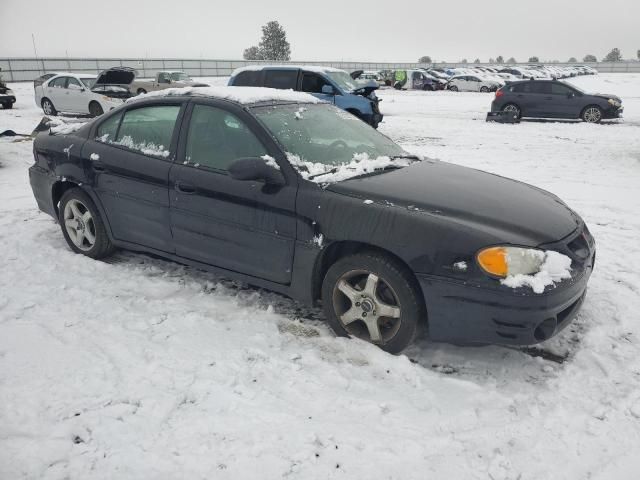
[393,69,439,91]
[492,80,623,123]
[448,75,502,92]
[29,87,595,353]
[35,71,132,117]
[0,69,16,109]
[228,65,383,128]
[131,71,209,95]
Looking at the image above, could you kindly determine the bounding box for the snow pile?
[109,135,170,158]
[261,154,280,170]
[129,86,321,105]
[287,152,417,184]
[501,250,572,294]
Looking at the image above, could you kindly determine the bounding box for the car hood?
[591,93,622,102]
[328,160,580,245]
[94,67,136,86]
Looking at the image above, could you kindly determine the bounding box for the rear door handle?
[175,182,196,194]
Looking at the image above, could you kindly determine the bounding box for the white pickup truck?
[131,71,209,95]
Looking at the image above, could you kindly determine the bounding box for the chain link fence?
[1,57,639,82]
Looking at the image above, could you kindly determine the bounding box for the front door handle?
[175,182,196,194]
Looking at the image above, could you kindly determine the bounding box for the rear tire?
[88,101,104,117]
[502,103,521,119]
[2,103,13,109]
[42,98,57,116]
[581,105,602,123]
[58,188,115,259]
[449,85,458,92]
[480,86,490,93]
[322,252,425,354]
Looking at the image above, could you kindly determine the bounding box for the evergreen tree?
[243,46,263,61]
[243,21,291,61]
[496,56,504,64]
[603,48,622,62]
[474,58,481,64]
[528,56,540,63]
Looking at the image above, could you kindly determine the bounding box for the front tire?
[322,252,425,354]
[88,101,104,117]
[480,86,490,93]
[2,103,13,109]
[42,98,57,116]
[58,188,114,259]
[449,85,458,92]
[582,105,602,123]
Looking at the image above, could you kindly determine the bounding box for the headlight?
[608,98,621,107]
[477,246,546,278]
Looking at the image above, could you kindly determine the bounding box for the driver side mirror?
[321,85,336,95]
[229,157,285,186]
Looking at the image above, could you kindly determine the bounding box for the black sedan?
[491,80,623,123]
[29,87,595,353]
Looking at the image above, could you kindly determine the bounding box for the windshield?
[170,72,191,81]
[253,104,411,182]
[325,71,360,92]
[80,78,95,88]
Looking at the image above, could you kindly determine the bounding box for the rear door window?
[511,83,531,93]
[112,105,181,158]
[233,70,263,86]
[264,70,298,90]
[530,82,551,94]
[96,113,123,142]
[49,77,67,88]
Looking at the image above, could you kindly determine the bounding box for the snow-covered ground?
[1,74,639,479]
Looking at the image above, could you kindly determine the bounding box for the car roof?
[231,64,345,76]
[127,85,322,107]
[48,72,97,79]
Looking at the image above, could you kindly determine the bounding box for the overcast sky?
[1,0,638,62]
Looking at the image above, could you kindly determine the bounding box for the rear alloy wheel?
[582,106,602,123]
[502,103,521,118]
[322,252,424,353]
[42,98,57,116]
[449,85,458,92]
[59,188,114,259]
[480,86,490,93]
[89,102,104,117]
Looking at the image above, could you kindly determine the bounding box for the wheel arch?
[311,240,425,307]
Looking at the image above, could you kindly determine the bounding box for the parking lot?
[1,73,640,479]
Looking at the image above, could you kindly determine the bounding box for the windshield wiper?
[390,154,421,161]
[308,167,339,180]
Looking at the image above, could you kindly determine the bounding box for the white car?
[447,75,502,92]
[35,70,133,117]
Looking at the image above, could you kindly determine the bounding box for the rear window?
[264,70,298,90]
[233,70,263,87]
[111,105,181,158]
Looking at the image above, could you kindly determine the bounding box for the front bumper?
[604,106,623,119]
[417,231,595,346]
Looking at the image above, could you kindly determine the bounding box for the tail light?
[495,89,504,99]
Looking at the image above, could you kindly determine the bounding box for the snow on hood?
[94,67,136,86]
[128,86,322,105]
[287,152,418,185]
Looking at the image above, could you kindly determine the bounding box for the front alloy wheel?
[582,106,602,123]
[322,252,424,353]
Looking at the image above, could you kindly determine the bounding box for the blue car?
[228,65,383,128]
